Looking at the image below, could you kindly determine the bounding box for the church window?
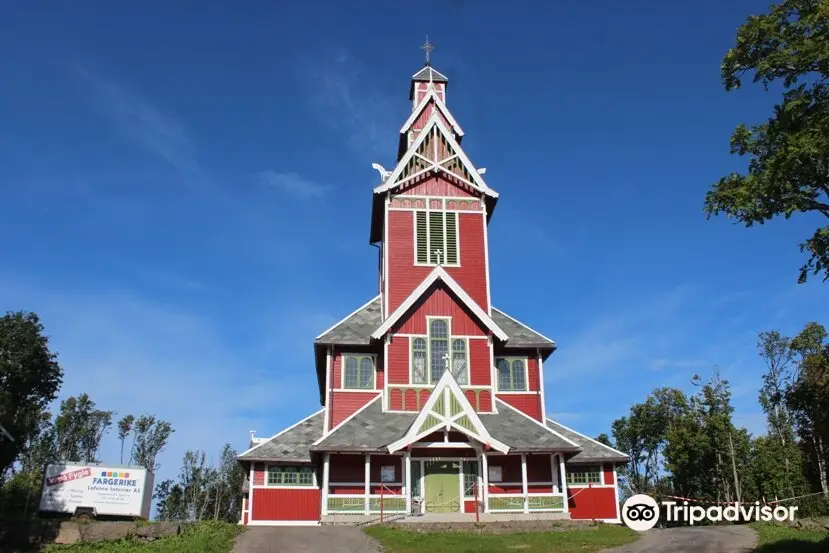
[267,466,315,487]
[411,319,470,385]
[429,319,449,382]
[415,209,458,266]
[496,357,527,391]
[411,338,428,384]
[343,355,374,389]
[451,339,468,385]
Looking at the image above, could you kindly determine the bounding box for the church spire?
[410,36,448,102]
[421,35,435,67]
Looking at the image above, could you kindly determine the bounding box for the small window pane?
[452,339,467,385]
[497,359,511,390]
[412,338,427,384]
[463,460,479,497]
[430,320,448,338]
[512,360,526,391]
[430,338,448,382]
[359,357,373,388]
[344,357,359,388]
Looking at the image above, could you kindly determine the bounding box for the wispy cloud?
[71,64,201,176]
[301,49,399,160]
[256,170,333,200]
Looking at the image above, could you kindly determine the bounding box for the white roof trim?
[412,66,448,81]
[370,266,508,342]
[387,370,509,454]
[494,399,579,448]
[545,417,630,459]
[373,113,498,198]
[399,85,464,137]
[315,295,380,340]
[237,408,325,459]
[311,394,382,447]
[491,307,557,346]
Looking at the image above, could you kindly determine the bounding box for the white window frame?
[495,357,529,392]
[412,199,461,267]
[341,354,376,390]
[566,465,603,486]
[266,465,316,487]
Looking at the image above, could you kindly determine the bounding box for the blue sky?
[1,0,827,485]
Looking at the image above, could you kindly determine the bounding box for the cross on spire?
[421,35,435,66]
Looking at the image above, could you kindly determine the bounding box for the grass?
[364,523,640,553]
[750,522,829,553]
[42,521,241,553]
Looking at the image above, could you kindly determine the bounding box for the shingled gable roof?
[237,409,324,463]
[545,418,630,464]
[371,266,508,342]
[310,393,582,454]
[314,296,555,350]
[400,84,463,137]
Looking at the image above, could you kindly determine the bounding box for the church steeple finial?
[421,35,435,67]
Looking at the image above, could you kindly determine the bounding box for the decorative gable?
[375,114,499,199]
[386,369,509,453]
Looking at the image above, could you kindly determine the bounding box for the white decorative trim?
[544,418,630,459]
[247,520,320,527]
[321,453,330,516]
[383,335,390,411]
[323,346,332,434]
[316,295,380,340]
[312,395,382,446]
[238,409,325,458]
[521,453,529,514]
[538,350,547,423]
[371,266,508,342]
[490,307,557,347]
[247,463,254,523]
[383,193,390,319]
[481,205,492,314]
[559,454,568,515]
[364,454,370,515]
[374,113,498,198]
[395,333,487,340]
[494,399,580,447]
[386,369,509,453]
[400,82,463,136]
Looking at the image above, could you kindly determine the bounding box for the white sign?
[381,465,396,483]
[488,466,502,482]
[39,463,153,519]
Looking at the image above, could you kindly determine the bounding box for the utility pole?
[728,431,741,503]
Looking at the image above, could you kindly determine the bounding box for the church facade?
[236,56,629,526]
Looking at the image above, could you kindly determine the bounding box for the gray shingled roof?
[315,297,554,349]
[238,410,324,462]
[312,398,415,452]
[412,66,448,82]
[311,397,582,454]
[491,308,555,349]
[545,419,630,464]
[483,401,580,452]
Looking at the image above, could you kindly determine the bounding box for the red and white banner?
[45,467,91,487]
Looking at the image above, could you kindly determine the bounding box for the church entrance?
[423,460,461,513]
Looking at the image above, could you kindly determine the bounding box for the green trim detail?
[419,413,441,435]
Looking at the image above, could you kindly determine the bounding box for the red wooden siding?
[329,392,379,429]
[386,210,488,313]
[387,337,409,386]
[251,488,320,521]
[252,464,264,486]
[399,176,476,197]
[391,286,487,336]
[603,464,615,485]
[469,339,490,387]
[329,454,364,483]
[567,487,619,521]
[496,393,543,421]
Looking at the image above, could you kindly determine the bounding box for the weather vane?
[421,35,435,65]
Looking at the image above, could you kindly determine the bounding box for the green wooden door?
[424,461,461,513]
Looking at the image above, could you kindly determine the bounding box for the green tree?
[0,311,63,481]
[117,414,134,464]
[705,0,829,283]
[53,393,113,462]
[131,415,174,472]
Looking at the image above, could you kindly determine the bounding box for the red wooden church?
[237,50,629,526]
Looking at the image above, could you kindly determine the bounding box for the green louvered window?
[415,210,459,266]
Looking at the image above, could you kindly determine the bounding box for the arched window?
[429,319,449,382]
[496,357,527,391]
[343,355,374,389]
[452,339,468,384]
[411,338,427,384]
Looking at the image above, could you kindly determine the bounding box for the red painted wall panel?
[329,392,379,429]
[568,487,619,521]
[387,337,409,386]
[330,486,363,495]
[487,455,522,483]
[387,211,488,314]
[329,454,364,483]
[469,339,490,387]
[400,176,476,197]
[603,464,615,486]
[251,488,320,522]
[496,394,542,421]
[253,464,264,486]
[526,454,553,482]
[392,286,487,336]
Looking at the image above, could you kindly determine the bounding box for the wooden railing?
[488,493,565,513]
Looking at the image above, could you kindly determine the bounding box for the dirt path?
[601,525,757,553]
[231,526,383,553]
